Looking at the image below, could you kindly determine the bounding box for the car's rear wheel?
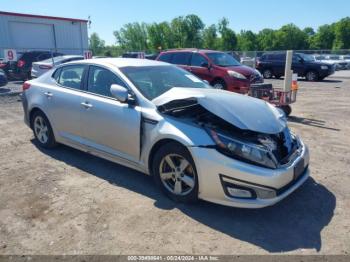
[262,69,273,79]
[305,71,318,81]
[152,142,198,203]
[212,79,226,90]
[31,111,57,149]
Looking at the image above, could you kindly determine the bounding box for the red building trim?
[0,11,88,23]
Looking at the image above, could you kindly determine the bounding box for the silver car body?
[31,55,84,78]
[22,58,310,208]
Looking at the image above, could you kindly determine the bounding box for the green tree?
[309,24,335,49]
[183,14,205,47]
[256,28,276,50]
[303,27,315,36]
[114,22,148,51]
[237,30,257,51]
[147,22,173,51]
[333,17,350,49]
[89,33,105,55]
[217,18,237,50]
[203,24,218,49]
[274,24,309,50]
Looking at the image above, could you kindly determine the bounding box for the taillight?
[39,65,53,70]
[17,60,25,68]
[22,82,31,91]
[0,63,6,68]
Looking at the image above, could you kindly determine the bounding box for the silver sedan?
[21,58,310,208]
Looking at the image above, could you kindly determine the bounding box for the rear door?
[189,53,213,82]
[170,52,192,71]
[79,65,141,162]
[272,53,286,76]
[44,64,87,144]
[291,54,305,76]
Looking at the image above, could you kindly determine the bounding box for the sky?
[1,0,349,45]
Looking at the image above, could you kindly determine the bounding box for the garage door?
[9,21,55,49]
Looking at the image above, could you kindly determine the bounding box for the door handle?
[44,92,53,98]
[81,102,93,109]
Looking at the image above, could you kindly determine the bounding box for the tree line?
[89,15,350,56]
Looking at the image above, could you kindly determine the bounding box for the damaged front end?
[158,98,301,169]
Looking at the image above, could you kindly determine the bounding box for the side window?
[58,65,85,90]
[275,53,286,61]
[52,68,61,82]
[158,53,173,63]
[87,66,126,98]
[171,52,191,65]
[190,53,208,67]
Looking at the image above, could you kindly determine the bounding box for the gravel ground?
[0,72,349,255]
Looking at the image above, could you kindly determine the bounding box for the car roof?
[64,58,169,68]
[161,49,223,54]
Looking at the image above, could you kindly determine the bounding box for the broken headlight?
[208,130,277,169]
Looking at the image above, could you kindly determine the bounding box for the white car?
[340,55,350,69]
[31,55,84,78]
[21,58,310,208]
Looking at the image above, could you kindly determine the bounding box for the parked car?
[157,49,263,94]
[257,52,335,81]
[3,51,63,81]
[31,55,84,78]
[313,54,348,71]
[0,69,8,87]
[21,58,309,208]
[340,55,350,69]
[122,52,145,59]
[326,55,348,70]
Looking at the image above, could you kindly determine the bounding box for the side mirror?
[201,62,210,68]
[110,84,128,102]
[299,58,304,63]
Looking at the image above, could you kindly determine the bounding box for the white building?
[0,11,89,57]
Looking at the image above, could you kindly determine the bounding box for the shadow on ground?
[32,140,336,253]
[288,116,340,131]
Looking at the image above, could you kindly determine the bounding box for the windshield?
[298,53,315,62]
[206,52,241,67]
[120,65,210,100]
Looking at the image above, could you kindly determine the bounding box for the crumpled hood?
[153,88,286,134]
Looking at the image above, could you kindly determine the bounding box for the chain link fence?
[236,49,350,69]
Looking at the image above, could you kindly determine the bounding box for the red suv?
[156,49,263,94]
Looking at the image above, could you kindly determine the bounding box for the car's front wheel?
[153,142,198,203]
[212,79,226,90]
[31,111,57,149]
[262,69,273,79]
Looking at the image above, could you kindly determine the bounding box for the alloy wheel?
[34,116,49,144]
[159,154,196,196]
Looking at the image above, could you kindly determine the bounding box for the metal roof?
[0,11,88,23]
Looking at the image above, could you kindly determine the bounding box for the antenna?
[88,15,91,28]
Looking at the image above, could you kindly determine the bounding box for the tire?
[212,79,227,90]
[278,105,292,117]
[305,71,318,81]
[31,111,57,149]
[152,142,199,203]
[262,69,273,79]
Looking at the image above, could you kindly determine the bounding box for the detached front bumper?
[189,141,310,208]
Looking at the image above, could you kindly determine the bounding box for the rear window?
[171,52,191,65]
[158,53,173,63]
[57,65,85,90]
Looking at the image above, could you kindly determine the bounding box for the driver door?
[80,65,141,163]
[189,53,213,82]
